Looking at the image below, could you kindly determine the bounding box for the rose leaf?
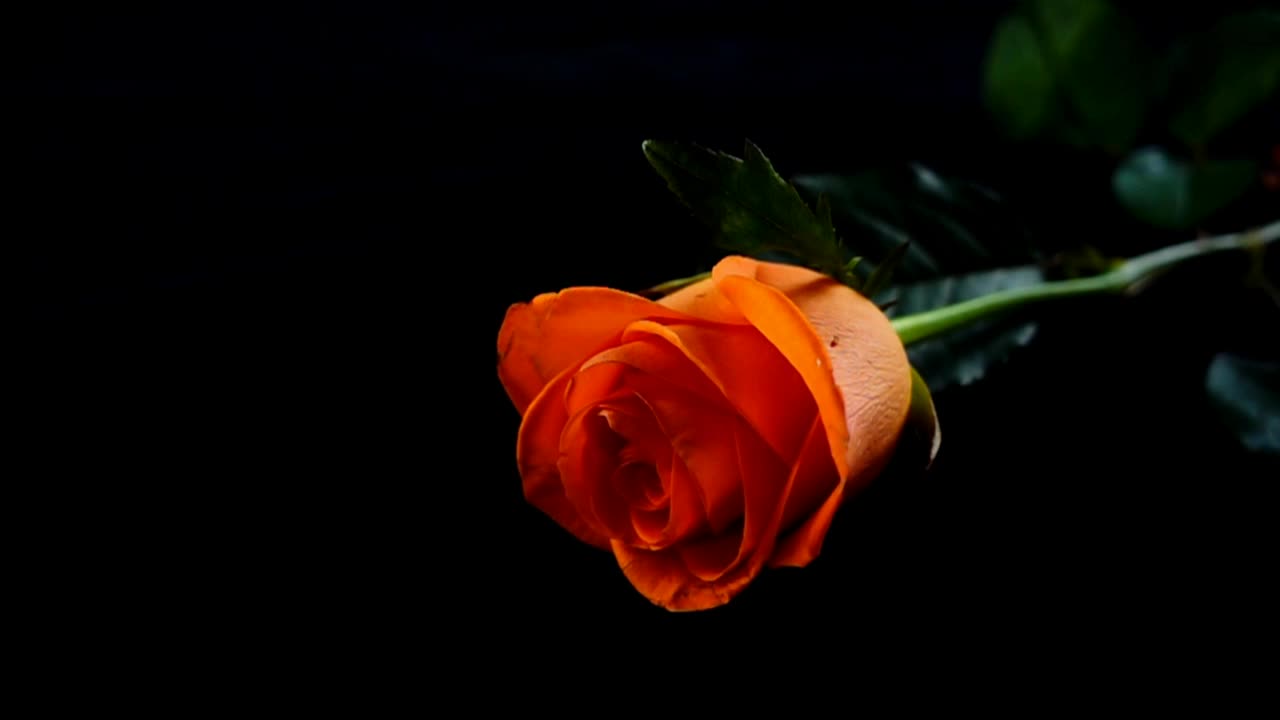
[793,166,1036,284]
[1165,10,1280,147]
[882,265,1048,392]
[984,0,1150,152]
[1206,353,1280,454]
[641,139,851,283]
[1112,147,1257,231]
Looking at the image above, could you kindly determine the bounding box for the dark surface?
[24,3,1276,681]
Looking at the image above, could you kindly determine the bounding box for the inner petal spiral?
[613,461,665,511]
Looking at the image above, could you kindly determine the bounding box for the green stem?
[891,220,1280,346]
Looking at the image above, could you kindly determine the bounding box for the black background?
[24,3,1277,679]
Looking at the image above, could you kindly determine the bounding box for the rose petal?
[598,405,672,480]
[710,259,856,481]
[755,260,913,474]
[631,507,669,544]
[612,461,666,511]
[560,361,715,550]
[570,337,762,534]
[657,455,711,548]
[712,255,911,484]
[629,382,746,535]
[497,288,704,414]
[656,277,746,323]
[675,531,742,581]
[516,365,612,550]
[768,416,845,567]
[615,449,709,551]
[612,541,735,611]
[615,416,824,611]
[675,419,791,581]
[558,406,636,542]
[572,336,723,413]
[619,320,815,465]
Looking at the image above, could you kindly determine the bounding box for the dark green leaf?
[882,265,1047,391]
[642,140,846,276]
[815,192,833,233]
[1030,0,1148,153]
[1206,353,1280,454]
[796,171,936,278]
[1167,11,1280,147]
[908,165,996,262]
[794,168,1035,283]
[1112,147,1257,230]
[984,14,1056,139]
[984,0,1150,151]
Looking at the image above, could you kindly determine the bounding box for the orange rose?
[497,255,916,610]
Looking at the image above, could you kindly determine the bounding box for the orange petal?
[768,415,845,567]
[628,380,750,535]
[711,258,854,480]
[770,265,913,476]
[574,334,723,412]
[676,531,742,581]
[620,320,815,465]
[516,366,612,550]
[563,361,712,550]
[497,288,694,414]
[616,415,823,611]
[570,334,765,536]
[675,417,791,581]
[713,255,912,481]
[612,540,739,611]
[560,403,643,544]
[656,276,746,323]
[711,256,912,569]
[658,455,711,549]
[598,404,672,486]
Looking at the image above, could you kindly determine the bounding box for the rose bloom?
[497,256,915,611]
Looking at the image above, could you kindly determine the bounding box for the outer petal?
[497,287,701,414]
[713,255,911,471]
[748,258,913,475]
[705,256,914,567]
[656,277,745,323]
[772,365,941,568]
[768,415,850,567]
[611,541,735,610]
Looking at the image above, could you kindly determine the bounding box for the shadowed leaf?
[862,241,911,299]
[1206,353,1280,454]
[984,0,1150,151]
[985,14,1056,139]
[642,140,847,278]
[882,266,1047,391]
[1112,147,1257,230]
[1166,10,1280,147]
[906,366,941,468]
[794,167,1035,283]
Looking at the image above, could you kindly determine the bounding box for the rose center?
[594,407,672,515]
[613,461,666,511]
